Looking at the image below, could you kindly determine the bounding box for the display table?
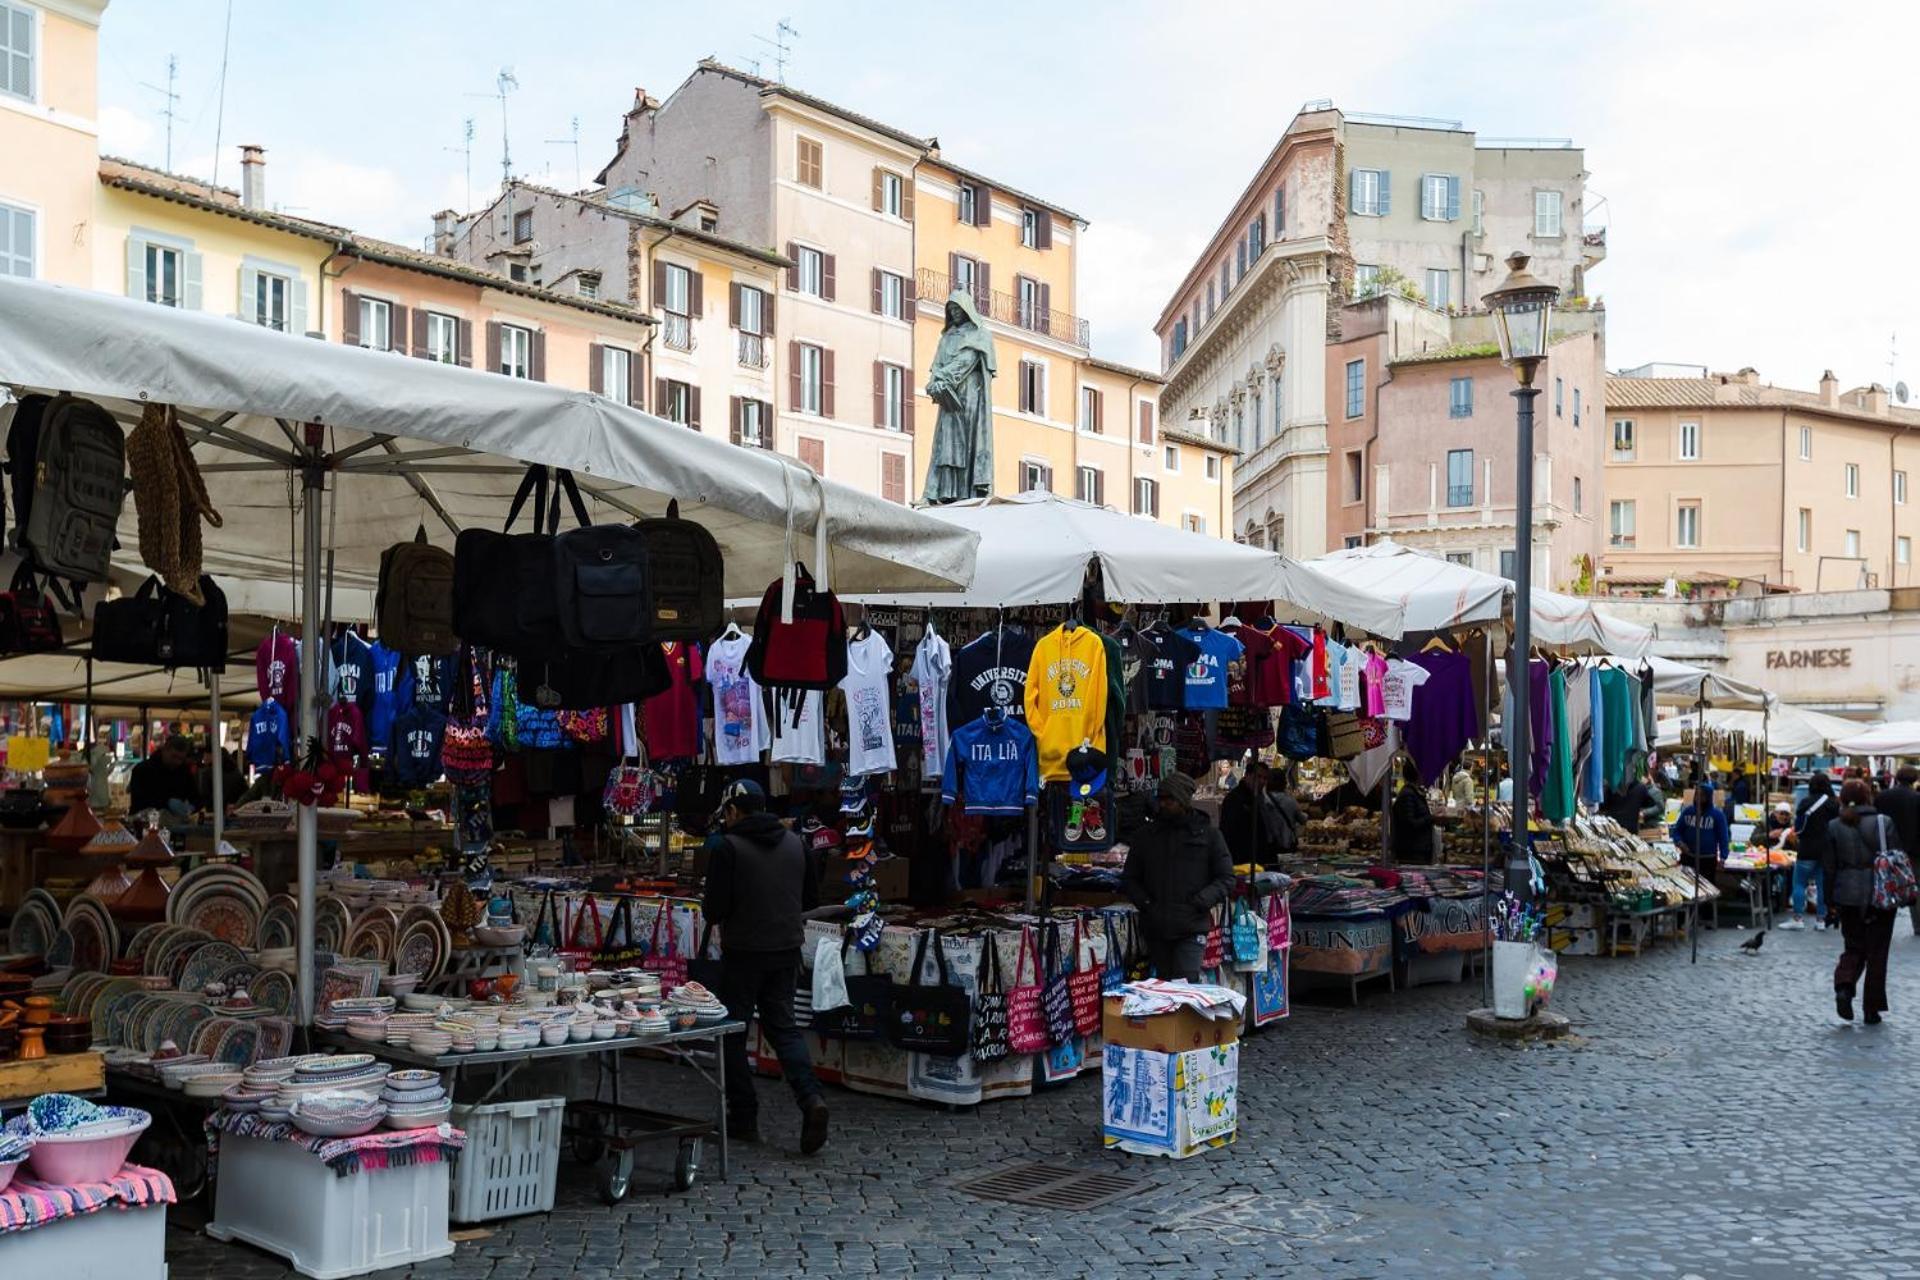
[0,1050,105,1111]
[0,1163,173,1278]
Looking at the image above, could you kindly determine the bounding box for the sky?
[97,0,1920,393]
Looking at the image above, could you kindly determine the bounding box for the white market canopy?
[835,490,1297,609]
[0,278,979,601]
[1640,655,1774,710]
[1531,588,1653,660]
[1654,706,1862,758]
[1829,721,1920,757]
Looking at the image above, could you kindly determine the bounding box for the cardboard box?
[1101,995,1240,1054]
[1102,1041,1239,1160]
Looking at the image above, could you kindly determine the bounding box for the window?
[661,379,692,426]
[1274,185,1286,236]
[738,399,769,448]
[1021,207,1039,248]
[1499,549,1517,581]
[1353,263,1379,294]
[1249,389,1262,448]
[795,246,824,297]
[951,253,978,299]
[600,346,632,406]
[1898,471,1909,505]
[1020,459,1053,494]
[1079,386,1103,434]
[1425,269,1449,310]
[661,262,691,315]
[1572,388,1582,426]
[1676,502,1700,548]
[1449,376,1473,419]
[1164,445,1180,473]
[1075,465,1103,505]
[1534,190,1563,238]
[1270,374,1284,435]
[1798,425,1812,460]
[356,296,390,350]
[425,312,459,364]
[1845,462,1860,498]
[876,269,906,320]
[957,183,976,224]
[1797,507,1811,553]
[1344,535,1362,550]
[1232,405,1244,453]
[1183,513,1207,535]
[877,362,905,431]
[1678,420,1700,461]
[1018,359,1047,415]
[1445,552,1473,568]
[251,270,291,332]
[512,210,533,244]
[796,136,823,188]
[796,436,825,474]
[1,1,33,101]
[1554,377,1563,417]
[499,324,532,378]
[1573,475,1583,514]
[1234,240,1246,282]
[1170,318,1187,360]
[1344,359,1365,419]
[1900,536,1912,566]
[1248,213,1265,259]
[1446,449,1473,507]
[1343,450,1363,504]
[799,343,824,416]
[508,263,528,283]
[881,453,907,504]
[1472,189,1484,236]
[1205,455,1220,481]
[144,241,183,307]
[576,271,601,299]
[1612,418,1636,460]
[1205,281,1215,319]
[1845,528,1861,558]
[0,201,31,277]
[1220,262,1230,300]
[1350,168,1386,216]
[878,169,905,218]
[736,286,766,366]
[1016,275,1040,329]
[1610,500,1636,548]
[1137,399,1155,444]
[1420,173,1459,222]
[1134,477,1160,518]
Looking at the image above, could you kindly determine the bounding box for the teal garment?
[1598,666,1633,790]
[1543,665,1574,822]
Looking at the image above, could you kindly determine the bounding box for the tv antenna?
[467,68,519,188]
[545,115,582,190]
[209,1,235,187]
[141,54,182,171]
[445,117,476,211]
[1888,332,1900,394]
[754,19,800,83]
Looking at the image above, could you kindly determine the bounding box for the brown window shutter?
[785,244,799,291]
[872,360,884,427]
[729,282,741,328]
[948,252,959,286]
[976,186,993,227]
[822,254,837,303]
[870,267,882,315]
[976,263,991,310]
[729,396,742,446]
[1093,388,1103,434]
[1096,469,1105,507]
[531,329,547,382]
[903,377,916,435]
[1039,282,1051,333]
[1038,211,1054,250]
[788,342,802,411]
[484,321,501,374]
[688,386,702,431]
[903,271,917,305]
[410,308,428,358]
[901,178,915,223]
[458,318,474,367]
[653,260,668,309]
[629,351,646,408]
[689,269,704,319]
[655,378,668,414]
[821,348,836,419]
[871,166,883,212]
[589,343,605,394]
[763,291,776,331]
[387,304,408,353]
[341,290,361,346]
[1138,400,1153,443]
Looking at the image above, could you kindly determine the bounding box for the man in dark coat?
[1219,761,1296,867]
[1122,771,1236,981]
[703,779,829,1153]
[1876,766,1920,934]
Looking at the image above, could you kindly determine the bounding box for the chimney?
[1868,383,1890,415]
[430,209,459,256]
[239,144,266,210]
[1820,369,1839,406]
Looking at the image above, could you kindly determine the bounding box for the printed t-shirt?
[1023,624,1108,781]
[643,642,704,760]
[705,633,767,766]
[256,632,299,710]
[400,653,455,714]
[1362,651,1389,717]
[1331,643,1363,710]
[1381,658,1430,721]
[1259,625,1311,706]
[366,642,403,754]
[1140,625,1200,711]
[769,690,826,766]
[1176,626,1244,711]
[1222,624,1278,708]
[841,630,898,777]
[947,628,1035,730]
[1113,625,1149,714]
[911,630,953,779]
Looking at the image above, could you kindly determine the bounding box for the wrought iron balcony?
[915,268,1090,348]
[737,331,769,369]
[662,312,695,352]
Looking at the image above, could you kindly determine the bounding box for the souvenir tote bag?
[1041,922,1076,1048]
[641,902,688,995]
[1267,890,1292,952]
[1067,920,1103,1037]
[1232,896,1265,971]
[811,933,890,1040]
[598,898,646,969]
[1005,926,1049,1055]
[556,894,603,971]
[1202,905,1226,972]
[1101,915,1129,995]
[970,937,1011,1064]
[885,929,972,1057]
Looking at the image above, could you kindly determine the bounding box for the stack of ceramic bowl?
[184,1067,245,1098]
[156,1057,220,1090]
[345,1015,390,1044]
[440,1021,477,1054]
[566,1011,597,1044]
[537,1019,569,1047]
[384,1012,435,1045]
[220,1080,277,1113]
[631,974,663,1004]
[378,1069,451,1128]
[5,1098,152,1184]
[278,1054,387,1103]
[635,1007,670,1036]
[289,1090,387,1138]
[0,1130,31,1192]
[497,1023,537,1052]
[668,982,729,1028]
[378,973,419,999]
[316,996,394,1031]
[409,1026,453,1057]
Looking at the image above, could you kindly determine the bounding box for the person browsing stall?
[1219,760,1296,867]
[1789,773,1838,930]
[1670,783,1730,877]
[1875,766,1920,936]
[701,779,830,1155]
[128,734,199,818]
[1824,778,1903,1024]
[1122,771,1235,982]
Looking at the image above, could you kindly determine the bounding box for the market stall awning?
[1279,541,1508,640]
[1654,706,1862,757]
[0,278,979,602]
[1529,589,1653,660]
[1829,720,1920,757]
[834,490,1298,609]
[1641,655,1774,710]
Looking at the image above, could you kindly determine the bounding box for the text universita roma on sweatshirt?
[1023,623,1109,782]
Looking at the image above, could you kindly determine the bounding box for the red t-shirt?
[1223,624,1278,708]
[643,642,705,760]
[1256,625,1310,706]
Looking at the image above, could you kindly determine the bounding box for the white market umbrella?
[1830,721,1920,757]
[1641,655,1773,710]
[1655,706,1862,757]
[1281,540,1508,640]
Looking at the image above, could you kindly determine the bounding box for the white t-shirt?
[841,631,898,778]
[1333,643,1363,711]
[911,630,953,779]
[1381,658,1430,721]
[768,689,826,765]
[705,633,767,766]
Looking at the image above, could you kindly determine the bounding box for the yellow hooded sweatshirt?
[1024,623,1108,782]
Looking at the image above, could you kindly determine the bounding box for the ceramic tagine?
[45,796,103,854]
[112,820,176,923]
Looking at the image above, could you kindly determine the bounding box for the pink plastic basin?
[0,1158,23,1193]
[23,1114,150,1185]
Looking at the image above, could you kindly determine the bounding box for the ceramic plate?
[184,892,259,948]
[251,969,294,1016]
[179,941,248,992]
[123,923,172,968]
[316,897,352,953]
[259,895,298,950]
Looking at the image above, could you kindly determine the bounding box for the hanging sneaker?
[1082,801,1108,843]
[1063,802,1084,843]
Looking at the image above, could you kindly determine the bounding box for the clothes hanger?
[1420,634,1454,654]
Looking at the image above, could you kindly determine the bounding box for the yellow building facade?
[0,0,107,285]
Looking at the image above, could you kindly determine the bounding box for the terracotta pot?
[22,995,53,1026]
[45,798,102,854]
[16,1025,45,1060]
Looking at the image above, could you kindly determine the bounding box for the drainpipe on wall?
[1780,409,1789,588]
[1126,374,1145,520]
[640,226,676,401]
[317,245,353,340]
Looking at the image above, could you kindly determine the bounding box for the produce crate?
[449,1096,566,1222]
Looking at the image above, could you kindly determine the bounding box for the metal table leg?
[713,1027,728,1179]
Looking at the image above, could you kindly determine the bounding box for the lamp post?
[1483,252,1559,901]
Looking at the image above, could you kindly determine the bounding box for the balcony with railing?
[736,330,769,369]
[662,312,696,353]
[915,268,1090,349]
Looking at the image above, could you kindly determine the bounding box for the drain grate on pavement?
[953,1162,1152,1211]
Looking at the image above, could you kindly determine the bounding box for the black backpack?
[3,392,48,543]
[635,499,723,641]
[378,524,457,656]
[552,522,654,650]
[162,574,227,672]
[89,576,167,665]
[517,647,671,711]
[0,564,65,655]
[20,394,125,584]
[453,465,588,654]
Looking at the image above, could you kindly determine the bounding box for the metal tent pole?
[1481,638,1494,1005]
[209,671,224,852]
[295,427,325,1027]
[1691,689,1706,964]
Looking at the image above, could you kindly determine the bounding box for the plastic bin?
[0,1197,168,1279]
[207,1131,453,1279]
[450,1096,566,1222]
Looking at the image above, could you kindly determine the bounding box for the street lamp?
[1482,252,1559,901]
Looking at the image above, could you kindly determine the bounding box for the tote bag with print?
[970,936,1011,1064]
[1067,920,1104,1037]
[1005,926,1049,1055]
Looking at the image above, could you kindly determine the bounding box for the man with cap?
[1121,771,1236,982]
[128,734,200,818]
[702,779,830,1154]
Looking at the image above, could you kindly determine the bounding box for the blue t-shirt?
[940,715,1040,816]
[366,642,404,754]
[246,698,291,768]
[1176,627,1245,711]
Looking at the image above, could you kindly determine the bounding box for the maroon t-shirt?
[642,642,705,760]
[1223,624,1278,708]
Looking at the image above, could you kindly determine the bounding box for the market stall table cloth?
[204,1109,465,1179]
[0,1163,175,1235]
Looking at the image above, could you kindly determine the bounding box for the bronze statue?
[923,289,997,504]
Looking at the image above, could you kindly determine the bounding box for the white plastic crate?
[0,1198,168,1279]
[207,1130,453,1279]
[450,1096,566,1222]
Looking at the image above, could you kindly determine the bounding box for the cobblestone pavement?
[163,924,1920,1279]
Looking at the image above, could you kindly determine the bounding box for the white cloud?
[97,104,154,159]
[271,157,416,243]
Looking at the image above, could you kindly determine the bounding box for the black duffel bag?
[90,575,167,665]
[454,465,590,653]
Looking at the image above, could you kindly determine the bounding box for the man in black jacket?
[1122,771,1236,981]
[1877,766,1920,934]
[702,780,829,1154]
[1219,761,1297,867]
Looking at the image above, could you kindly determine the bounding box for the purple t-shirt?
[1400,651,1482,786]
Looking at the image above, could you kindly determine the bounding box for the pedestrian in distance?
[701,779,831,1153]
[1788,773,1839,929]
[1824,778,1900,1025]
[1122,770,1235,982]
[1874,765,1920,935]
[1219,759,1295,867]
[1670,783,1730,885]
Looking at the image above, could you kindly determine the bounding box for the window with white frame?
[799,343,824,416]
[1350,168,1384,216]
[1797,507,1812,553]
[1534,189,1564,237]
[1,1,32,102]
[144,241,184,307]
[662,263,691,315]
[1344,358,1365,418]
[1075,465,1102,505]
[740,399,768,448]
[1183,513,1207,535]
[1134,477,1159,517]
[880,363,905,431]
[601,346,632,406]
[660,379,692,425]
[1163,444,1180,473]
[1425,269,1449,309]
[879,170,905,218]
[356,295,390,349]
[1420,173,1459,222]
[1017,358,1047,415]
[1079,386,1102,433]
[1610,500,1636,548]
[1845,462,1860,498]
[1845,528,1861,558]
[1676,501,1701,548]
[1798,425,1812,460]
[1572,387,1582,426]
[795,246,824,297]
[1021,207,1039,248]
[0,200,31,278]
[1019,459,1052,494]
[738,286,764,335]
[1017,275,1040,329]
[1353,263,1379,294]
[425,312,459,364]
[1449,376,1473,419]
[951,254,977,299]
[1612,418,1636,460]
[877,270,905,320]
[499,324,532,378]
[1678,420,1700,461]
[1900,536,1912,566]
[957,183,976,224]
[1446,449,1473,507]
[1898,470,1909,505]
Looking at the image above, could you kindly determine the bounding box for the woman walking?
[1824,778,1900,1024]
[1788,773,1838,929]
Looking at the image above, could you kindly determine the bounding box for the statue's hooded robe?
[923,289,998,504]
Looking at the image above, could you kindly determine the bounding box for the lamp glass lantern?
[1482,252,1559,374]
